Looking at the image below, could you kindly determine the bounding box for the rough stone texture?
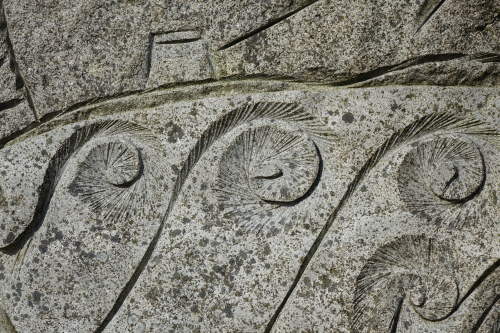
[217,0,500,85]
[2,0,319,118]
[147,31,215,88]
[0,1,36,143]
[0,1,499,333]
[0,101,36,143]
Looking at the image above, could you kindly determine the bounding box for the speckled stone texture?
[0,1,499,333]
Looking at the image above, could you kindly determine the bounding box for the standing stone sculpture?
[0,0,498,332]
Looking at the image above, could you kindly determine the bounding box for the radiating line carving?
[265,112,499,331]
[0,120,161,252]
[398,136,487,228]
[215,123,321,233]
[69,139,148,224]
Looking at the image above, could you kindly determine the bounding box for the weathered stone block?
[0,1,498,332]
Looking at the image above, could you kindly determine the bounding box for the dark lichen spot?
[223,304,233,318]
[342,112,354,124]
[262,244,271,256]
[390,102,399,112]
[145,287,162,303]
[170,229,182,237]
[166,121,185,143]
[38,242,48,254]
[32,291,42,305]
[0,186,6,208]
[53,227,63,241]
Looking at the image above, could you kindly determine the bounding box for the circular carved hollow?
[215,122,321,232]
[398,137,486,226]
[88,140,142,187]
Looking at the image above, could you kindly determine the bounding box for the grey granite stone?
[0,83,499,332]
[0,61,22,106]
[216,0,499,85]
[4,0,498,119]
[0,1,498,332]
[147,30,215,89]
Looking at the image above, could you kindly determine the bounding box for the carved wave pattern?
[352,236,458,332]
[96,102,330,331]
[0,120,162,252]
[265,112,499,332]
[69,136,161,225]
[1,101,498,332]
[347,115,499,332]
[0,119,171,332]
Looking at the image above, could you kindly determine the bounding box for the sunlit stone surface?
[0,1,498,332]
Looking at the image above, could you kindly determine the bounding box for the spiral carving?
[0,120,167,250]
[69,131,164,224]
[352,235,459,333]
[213,121,321,232]
[398,137,486,228]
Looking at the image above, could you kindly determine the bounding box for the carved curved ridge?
[1,105,497,332]
[214,123,322,233]
[95,102,329,332]
[398,136,488,228]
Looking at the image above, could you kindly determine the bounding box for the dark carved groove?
[0,120,40,150]
[331,53,466,86]
[0,5,36,118]
[444,259,500,323]
[389,296,405,333]
[352,235,499,331]
[472,293,499,332]
[434,149,486,205]
[264,113,499,332]
[156,37,201,45]
[219,0,320,50]
[260,143,323,207]
[0,98,23,112]
[415,0,448,34]
[146,32,155,80]
[472,52,500,64]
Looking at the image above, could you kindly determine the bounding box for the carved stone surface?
[0,1,498,333]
